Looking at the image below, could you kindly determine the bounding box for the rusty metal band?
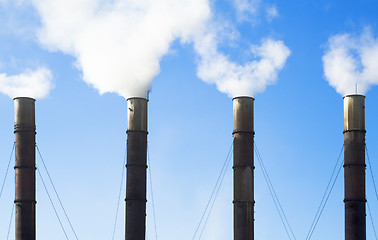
[14,199,37,204]
[343,163,366,167]
[14,129,36,134]
[343,198,367,203]
[126,164,148,168]
[14,166,36,170]
[343,129,366,133]
[233,165,255,169]
[233,200,255,204]
[125,198,147,202]
[14,124,35,128]
[14,124,35,130]
[232,130,255,135]
[126,130,148,134]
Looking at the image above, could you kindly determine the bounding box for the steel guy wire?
[192,141,233,240]
[36,145,78,240]
[366,146,378,240]
[37,165,69,240]
[147,146,158,240]
[366,146,378,201]
[112,139,127,240]
[6,202,14,240]
[305,146,344,240]
[198,144,232,240]
[255,145,290,240]
[307,157,343,240]
[367,201,378,240]
[0,142,15,200]
[255,144,294,240]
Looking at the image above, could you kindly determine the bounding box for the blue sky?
[1,0,378,239]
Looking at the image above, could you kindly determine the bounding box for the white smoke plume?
[323,28,378,96]
[0,67,53,99]
[31,0,211,99]
[194,31,291,97]
[31,0,289,99]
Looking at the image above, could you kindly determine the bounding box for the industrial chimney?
[233,96,254,240]
[14,97,36,240]
[125,97,148,240]
[343,94,366,240]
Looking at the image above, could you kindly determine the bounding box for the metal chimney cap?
[232,96,255,101]
[343,94,365,99]
[343,94,365,132]
[13,97,36,101]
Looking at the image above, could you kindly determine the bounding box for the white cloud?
[323,28,378,96]
[266,5,279,22]
[0,67,53,99]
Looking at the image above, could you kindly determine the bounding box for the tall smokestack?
[14,97,36,240]
[343,94,366,240]
[125,97,148,240]
[233,96,254,240]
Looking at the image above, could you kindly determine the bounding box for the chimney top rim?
[232,96,255,101]
[126,97,148,102]
[343,94,365,99]
[13,97,36,101]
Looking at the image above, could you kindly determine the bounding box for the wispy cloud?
[0,67,53,99]
[233,0,260,22]
[266,5,279,22]
[323,28,378,95]
[0,0,39,41]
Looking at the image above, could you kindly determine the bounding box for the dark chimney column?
[343,94,366,240]
[125,97,148,240]
[233,96,254,240]
[14,97,36,240]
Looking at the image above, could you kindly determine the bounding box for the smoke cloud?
[323,28,378,96]
[30,0,289,99]
[194,31,291,97]
[31,0,211,99]
[0,67,53,99]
